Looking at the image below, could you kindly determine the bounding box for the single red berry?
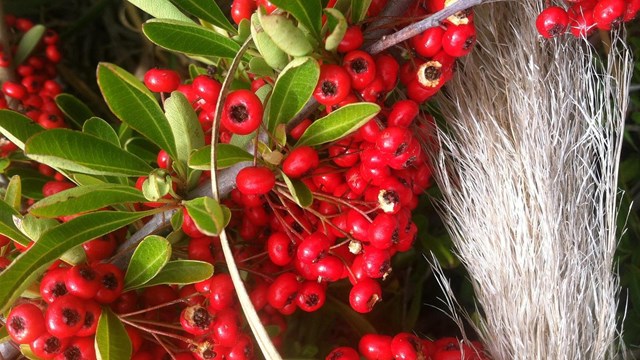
[359,77,386,103]
[282,146,320,178]
[42,181,75,198]
[93,263,124,304]
[2,81,27,100]
[412,26,446,57]
[65,264,101,299]
[182,207,205,238]
[391,332,424,360]
[329,137,360,168]
[297,232,332,264]
[45,294,86,338]
[208,274,236,311]
[296,281,326,312]
[376,126,412,156]
[625,0,640,21]
[30,332,70,359]
[157,149,172,169]
[82,235,117,263]
[180,305,214,336]
[442,24,477,57]
[325,347,360,360]
[231,0,257,24]
[359,334,393,360]
[313,64,352,106]
[211,309,242,347]
[347,209,371,241]
[568,2,597,37]
[236,166,275,195]
[188,236,218,264]
[312,255,344,283]
[192,75,222,104]
[343,50,377,91]
[144,68,181,93]
[226,334,254,360]
[7,303,46,344]
[256,0,278,13]
[267,232,295,266]
[362,247,392,279]
[75,300,101,337]
[40,267,70,304]
[593,0,626,29]
[267,272,300,311]
[368,213,399,250]
[37,113,66,129]
[54,335,96,360]
[375,53,400,92]
[536,6,570,38]
[221,89,263,135]
[289,118,313,140]
[349,278,382,313]
[337,26,364,53]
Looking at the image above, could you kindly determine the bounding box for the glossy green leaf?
[29,185,147,217]
[83,117,120,146]
[124,235,171,290]
[14,25,45,65]
[143,19,242,59]
[324,8,348,52]
[282,174,313,208]
[55,93,94,129]
[350,0,372,23]
[0,211,151,313]
[4,175,21,210]
[235,18,251,42]
[250,14,288,70]
[144,260,213,287]
[183,197,230,236]
[0,110,44,150]
[95,307,132,360]
[267,57,319,133]
[97,63,177,160]
[171,0,236,33]
[0,198,31,246]
[25,129,152,176]
[189,144,253,170]
[296,103,380,147]
[164,91,204,182]
[127,0,192,22]
[5,167,48,200]
[260,13,313,57]
[269,0,322,40]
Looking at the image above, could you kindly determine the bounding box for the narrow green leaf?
[29,185,147,218]
[183,197,230,236]
[350,0,372,23]
[83,117,120,146]
[269,0,322,40]
[25,129,153,176]
[144,260,213,287]
[124,137,160,164]
[0,211,151,313]
[14,25,45,65]
[0,198,31,246]
[127,0,192,22]
[124,235,171,290]
[171,0,236,33]
[251,14,288,70]
[164,91,204,182]
[5,175,21,210]
[0,110,44,150]
[282,174,313,208]
[5,167,48,200]
[55,93,94,129]
[267,57,319,133]
[95,307,132,360]
[143,19,242,59]
[189,144,253,170]
[97,63,178,160]
[296,103,380,147]
[19,215,59,242]
[324,8,348,52]
[260,13,313,57]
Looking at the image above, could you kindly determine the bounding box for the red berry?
[359,334,393,360]
[42,181,75,198]
[157,149,172,169]
[143,68,181,93]
[65,264,101,299]
[267,272,300,311]
[208,274,236,311]
[82,235,117,263]
[40,267,70,304]
[282,146,320,178]
[180,305,214,336]
[313,64,352,106]
[30,332,70,359]
[412,26,445,57]
[2,81,27,100]
[337,26,364,53]
[593,0,626,29]
[343,50,377,91]
[326,347,360,360]
[192,75,222,104]
[75,300,101,337]
[221,89,263,135]
[375,53,400,92]
[226,334,254,360]
[93,263,124,304]
[568,2,597,37]
[362,247,392,279]
[296,281,326,312]
[231,0,257,24]
[182,207,205,238]
[7,303,46,344]
[442,24,477,57]
[54,336,96,360]
[391,332,424,360]
[349,278,382,313]
[267,232,295,266]
[312,255,344,282]
[236,166,275,195]
[536,6,569,38]
[388,100,419,128]
[188,236,218,264]
[45,294,85,338]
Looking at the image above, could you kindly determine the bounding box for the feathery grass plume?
[425,1,632,359]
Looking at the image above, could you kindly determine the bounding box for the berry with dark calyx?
[45,294,85,338]
[236,166,275,195]
[593,0,626,29]
[282,146,320,178]
[376,126,412,156]
[54,335,96,360]
[30,332,70,359]
[40,267,70,304]
[75,300,101,337]
[313,64,352,106]
[226,334,254,360]
[349,278,382,313]
[296,281,327,312]
[337,26,364,53]
[359,334,394,360]
[221,89,263,135]
[359,77,386,104]
[368,213,399,250]
[143,68,181,93]
[297,232,332,264]
[325,346,360,360]
[536,6,569,38]
[65,264,101,300]
[180,305,214,336]
[343,50,377,90]
[93,263,124,304]
[391,332,424,360]
[442,24,477,58]
[7,303,46,344]
[267,272,300,311]
[362,247,392,279]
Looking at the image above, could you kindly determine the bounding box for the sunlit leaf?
[29,185,146,217]
[144,260,213,287]
[296,103,380,146]
[124,235,171,290]
[95,307,132,360]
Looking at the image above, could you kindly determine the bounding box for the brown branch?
[362,0,416,49]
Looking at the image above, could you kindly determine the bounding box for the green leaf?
[0,110,44,150]
[124,235,171,290]
[143,19,242,59]
[124,137,159,164]
[83,117,120,146]
[0,198,31,246]
[251,14,288,70]
[97,63,177,160]
[55,93,94,129]
[323,8,348,52]
[25,129,153,177]
[267,57,319,133]
[183,197,230,236]
[164,91,204,182]
[350,0,372,23]
[189,144,253,170]
[171,0,236,34]
[260,13,313,57]
[4,175,21,211]
[18,215,59,242]
[249,57,275,78]
[0,211,151,313]
[269,0,322,40]
[5,167,48,200]
[95,307,132,360]
[144,260,213,287]
[127,0,192,22]
[296,103,380,146]
[14,25,45,65]
[29,185,147,218]
[19,344,39,360]
[282,174,313,208]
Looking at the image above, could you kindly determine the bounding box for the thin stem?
[119,317,196,345]
[151,332,177,360]
[119,297,188,318]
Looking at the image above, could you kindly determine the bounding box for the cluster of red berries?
[536,0,639,38]
[0,15,65,158]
